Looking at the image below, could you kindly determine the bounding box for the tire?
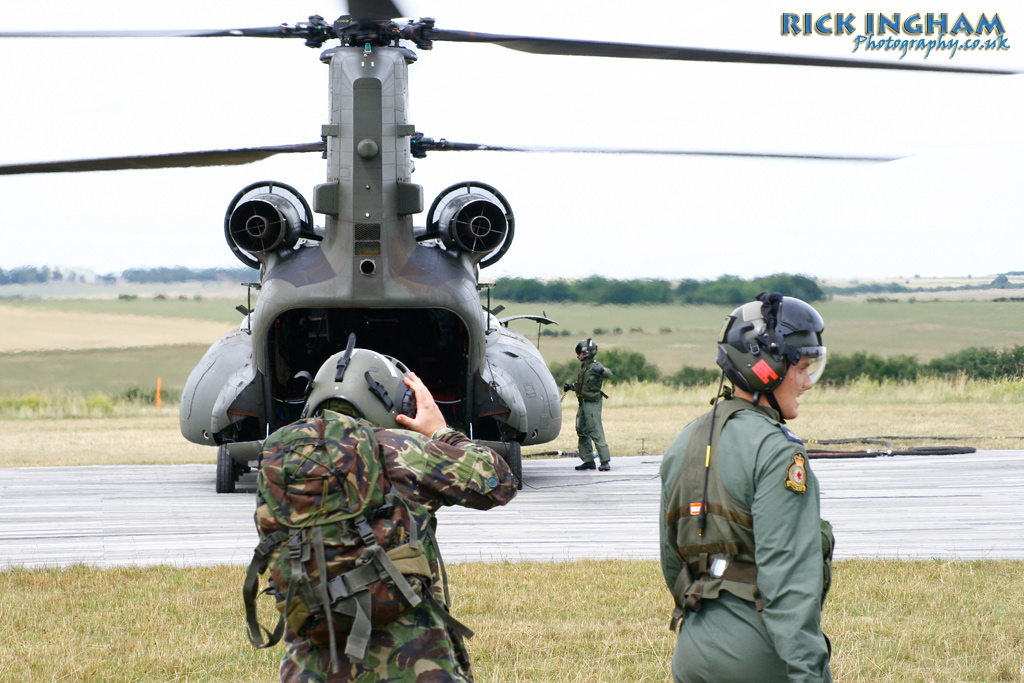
[506,441,523,490]
[216,444,238,494]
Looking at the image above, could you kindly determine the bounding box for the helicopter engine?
[224,181,316,267]
[426,181,515,267]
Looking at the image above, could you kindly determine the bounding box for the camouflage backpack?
[242,413,454,670]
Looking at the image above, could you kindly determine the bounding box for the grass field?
[504,298,1024,371]
[3,378,1022,467]
[1,291,1022,465]
[1,559,1020,682]
[2,288,1022,681]
[2,295,1023,401]
[0,293,246,323]
[0,344,211,396]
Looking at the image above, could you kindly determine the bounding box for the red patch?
[752,359,779,384]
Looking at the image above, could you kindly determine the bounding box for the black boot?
[598,461,611,471]
[575,461,596,471]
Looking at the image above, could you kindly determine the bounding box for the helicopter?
[1,2,1017,493]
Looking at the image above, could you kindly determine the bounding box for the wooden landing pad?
[1,450,1021,568]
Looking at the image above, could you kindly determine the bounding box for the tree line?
[0,265,257,285]
[490,274,825,305]
[551,345,1024,389]
[826,273,1021,296]
[121,267,257,284]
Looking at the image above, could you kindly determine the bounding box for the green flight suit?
[574,358,612,464]
[659,398,832,683]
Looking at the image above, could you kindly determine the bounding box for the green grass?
[0,345,208,396]
[501,299,1024,371]
[7,295,1024,375]
[1,559,1020,683]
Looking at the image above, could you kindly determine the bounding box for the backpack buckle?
[354,516,378,547]
[287,534,304,561]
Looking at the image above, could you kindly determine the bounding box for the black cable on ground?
[805,437,986,459]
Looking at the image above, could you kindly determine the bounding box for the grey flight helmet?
[716,291,827,394]
[575,338,598,360]
[302,334,417,429]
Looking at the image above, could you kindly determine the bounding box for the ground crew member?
[277,346,517,683]
[659,292,834,683]
[563,338,613,471]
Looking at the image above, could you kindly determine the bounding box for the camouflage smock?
[279,421,517,683]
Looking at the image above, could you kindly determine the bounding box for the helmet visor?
[797,346,827,385]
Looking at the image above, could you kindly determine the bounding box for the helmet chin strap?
[750,386,787,423]
[765,389,785,422]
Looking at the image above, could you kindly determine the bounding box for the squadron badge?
[785,452,807,493]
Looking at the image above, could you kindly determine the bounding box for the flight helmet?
[716,291,826,394]
[575,338,598,360]
[302,335,417,429]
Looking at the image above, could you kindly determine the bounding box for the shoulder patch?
[781,426,804,444]
[785,452,808,493]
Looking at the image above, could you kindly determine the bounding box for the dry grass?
[0,564,279,682]
[2,378,1022,467]
[0,414,213,468]
[1,560,1021,683]
[537,379,1024,457]
[0,304,234,353]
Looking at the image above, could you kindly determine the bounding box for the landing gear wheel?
[505,441,523,490]
[216,444,239,494]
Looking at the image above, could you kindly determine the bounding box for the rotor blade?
[427,29,1018,75]
[0,143,325,176]
[348,0,405,24]
[0,27,305,39]
[423,142,900,163]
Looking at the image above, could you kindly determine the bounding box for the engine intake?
[224,181,314,268]
[439,195,507,254]
[426,181,515,267]
[229,194,302,254]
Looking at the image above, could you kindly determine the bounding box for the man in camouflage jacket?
[279,371,517,683]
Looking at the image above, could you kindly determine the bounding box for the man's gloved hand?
[563,383,574,392]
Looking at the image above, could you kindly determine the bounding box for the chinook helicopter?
[1,2,1015,493]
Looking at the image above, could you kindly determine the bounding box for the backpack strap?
[243,530,288,649]
[312,526,341,674]
[421,520,474,640]
[319,513,428,664]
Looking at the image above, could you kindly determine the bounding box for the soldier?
[659,292,834,683]
[563,338,613,471]
[271,346,517,683]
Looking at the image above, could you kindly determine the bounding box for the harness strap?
[385,491,422,552]
[242,531,288,648]
[343,591,374,663]
[669,563,693,631]
[240,532,286,651]
[423,523,452,608]
[313,527,341,673]
[669,554,765,631]
[422,589,475,640]
[371,544,423,608]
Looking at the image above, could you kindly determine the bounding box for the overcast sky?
[1,1,1021,281]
